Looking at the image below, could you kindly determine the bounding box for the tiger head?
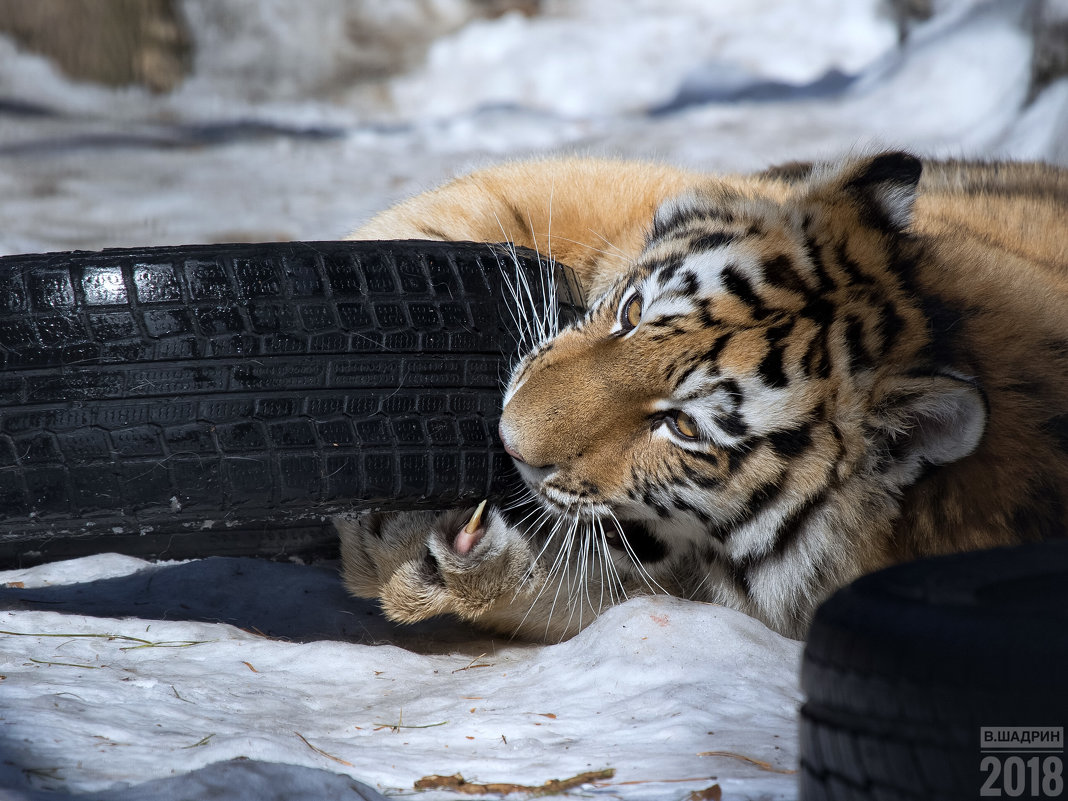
[497,151,987,627]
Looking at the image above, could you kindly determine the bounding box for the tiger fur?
[336,152,1068,640]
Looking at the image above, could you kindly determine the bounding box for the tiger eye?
[625,296,642,328]
[673,411,698,439]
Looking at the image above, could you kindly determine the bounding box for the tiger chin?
[335,152,1068,641]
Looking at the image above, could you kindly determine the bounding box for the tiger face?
[498,152,987,617]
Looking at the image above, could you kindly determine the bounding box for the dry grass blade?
[603,775,722,787]
[119,639,210,651]
[182,733,215,749]
[452,653,492,673]
[29,658,100,669]
[414,768,614,796]
[372,719,448,731]
[698,750,797,774]
[0,629,210,650]
[294,732,354,767]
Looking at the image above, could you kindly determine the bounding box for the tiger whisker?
[593,515,627,606]
[603,508,669,597]
[584,227,632,263]
[517,505,563,588]
[577,519,596,623]
[549,232,629,266]
[515,209,549,346]
[491,211,547,354]
[545,511,582,638]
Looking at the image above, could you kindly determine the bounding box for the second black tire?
[800,540,1068,800]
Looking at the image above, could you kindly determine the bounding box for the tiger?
[335,151,1068,641]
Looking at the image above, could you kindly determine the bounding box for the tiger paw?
[336,502,539,628]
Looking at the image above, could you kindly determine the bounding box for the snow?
[1,1,1066,256]
[389,0,897,118]
[0,1,1065,798]
[0,555,801,801]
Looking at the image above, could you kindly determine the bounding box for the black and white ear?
[842,151,923,233]
[876,370,987,467]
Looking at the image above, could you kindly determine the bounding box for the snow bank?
[0,555,801,801]
[0,1,1064,256]
[390,0,897,118]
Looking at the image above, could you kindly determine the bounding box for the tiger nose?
[498,421,527,464]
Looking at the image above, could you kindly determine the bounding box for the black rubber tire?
[800,541,1068,800]
[0,240,581,567]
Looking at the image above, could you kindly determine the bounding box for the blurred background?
[0,0,1065,256]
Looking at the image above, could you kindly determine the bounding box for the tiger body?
[338,153,1068,640]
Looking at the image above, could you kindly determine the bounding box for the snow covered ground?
[0,1,1065,799]
[0,555,802,801]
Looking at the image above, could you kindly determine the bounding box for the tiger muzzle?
[499,336,656,496]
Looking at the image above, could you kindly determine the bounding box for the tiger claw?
[454,500,488,555]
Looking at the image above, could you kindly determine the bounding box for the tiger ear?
[875,371,987,467]
[837,151,923,233]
